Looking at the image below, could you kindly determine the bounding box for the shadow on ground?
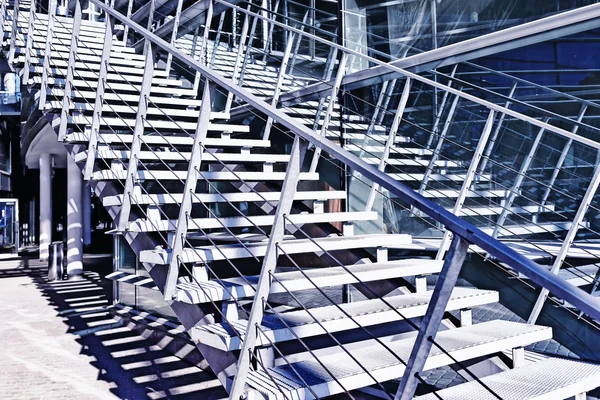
[3,253,228,400]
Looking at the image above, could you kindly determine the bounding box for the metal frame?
[528,159,600,323]
[83,15,114,180]
[8,0,20,66]
[122,0,134,45]
[224,3,252,114]
[164,81,215,300]
[57,0,82,142]
[436,111,495,260]
[165,0,185,73]
[365,78,412,212]
[39,0,58,110]
[22,0,36,83]
[426,65,458,149]
[116,38,157,231]
[228,135,308,399]
[90,0,600,323]
[396,236,470,400]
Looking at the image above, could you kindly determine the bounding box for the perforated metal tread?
[175,259,440,304]
[192,287,499,351]
[245,320,552,399]
[417,357,600,400]
[141,234,413,264]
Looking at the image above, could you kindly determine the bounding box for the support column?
[39,154,53,261]
[67,156,83,278]
[83,182,92,246]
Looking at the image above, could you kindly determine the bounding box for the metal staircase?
[4,0,600,398]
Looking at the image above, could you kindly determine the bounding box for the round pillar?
[39,154,52,261]
[66,156,83,278]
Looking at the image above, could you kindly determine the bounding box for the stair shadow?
[2,255,228,400]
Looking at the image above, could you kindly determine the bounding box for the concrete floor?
[0,255,227,400]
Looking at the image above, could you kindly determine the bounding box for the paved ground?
[0,255,227,400]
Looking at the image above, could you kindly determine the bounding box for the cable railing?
[7,0,600,398]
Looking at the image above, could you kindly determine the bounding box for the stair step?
[67,133,264,147]
[416,357,600,400]
[420,189,511,199]
[557,264,599,287]
[105,272,159,290]
[58,115,248,133]
[91,169,320,182]
[128,211,378,232]
[24,56,157,76]
[192,287,498,351]
[452,204,555,217]
[103,190,347,206]
[362,158,460,168]
[245,320,552,399]
[482,222,584,237]
[75,149,290,163]
[44,88,204,108]
[175,259,442,304]
[141,234,413,264]
[41,78,195,96]
[388,173,491,182]
[346,144,433,156]
[28,67,182,87]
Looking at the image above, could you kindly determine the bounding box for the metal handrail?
[86,0,600,321]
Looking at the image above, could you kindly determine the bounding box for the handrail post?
[262,31,296,140]
[209,11,226,68]
[224,4,252,113]
[228,135,307,400]
[165,0,184,73]
[310,43,338,132]
[539,104,588,207]
[237,11,260,88]
[164,81,214,300]
[365,78,412,212]
[261,0,280,63]
[418,91,460,195]
[395,236,470,400]
[309,52,348,173]
[436,111,495,259]
[287,10,309,75]
[0,0,6,36]
[23,0,36,83]
[57,0,82,141]
[192,0,213,93]
[426,65,458,149]
[117,39,156,231]
[492,120,547,238]
[122,0,133,45]
[528,160,600,323]
[8,0,21,66]
[39,0,57,110]
[83,15,114,180]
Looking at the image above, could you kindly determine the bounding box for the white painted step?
[28,67,182,87]
[67,133,263,147]
[105,271,158,290]
[192,287,498,351]
[43,88,203,107]
[75,149,290,163]
[128,211,378,232]
[482,222,585,237]
[453,204,556,217]
[362,157,460,168]
[388,173,491,182]
[102,190,347,206]
[420,189,511,199]
[42,78,195,96]
[556,264,599,287]
[416,357,600,400]
[245,320,552,400]
[346,144,433,156]
[91,169,320,182]
[175,259,442,304]
[140,234,413,264]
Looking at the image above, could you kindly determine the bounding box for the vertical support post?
[492,120,547,239]
[122,0,134,45]
[192,0,213,93]
[365,78,412,211]
[261,0,280,63]
[288,10,309,76]
[540,104,588,207]
[310,43,338,132]
[395,236,470,400]
[8,0,20,66]
[309,52,349,173]
[39,153,53,261]
[66,155,84,278]
[262,32,296,140]
[165,0,184,73]
[164,82,214,300]
[418,92,460,195]
[477,82,518,174]
[309,0,315,59]
[0,0,6,37]
[435,111,495,259]
[228,136,308,400]
[23,0,36,83]
[357,79,391,157]
[83,182,92,246]
[209,11,226,68]
[39,0,58,110]
[113,235,120,305]
[426,65,458,149]
[224,4,252,113]
[57,0,82,141]
[528,160,600,323]
[84,15,114,180]
[117,39,156,231]
[238,12,260,88]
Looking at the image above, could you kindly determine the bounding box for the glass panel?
[0,202,17,253]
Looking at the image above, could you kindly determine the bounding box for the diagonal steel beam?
[57,0,82,142]
[84,16,114,180]
[228,135,307,400]
[164,82,214,300]
[396,235,470,400]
